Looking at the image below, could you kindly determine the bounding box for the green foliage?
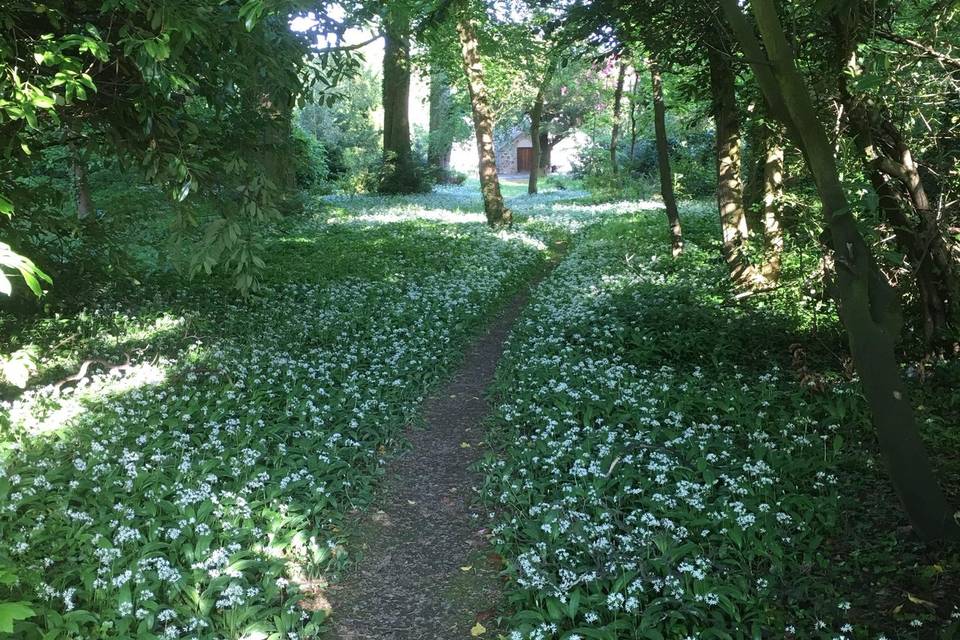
[0,602,34,634]
[376,154,434,195]
[0,0,359,295]
[296,67,381,193]
[481,204,960,639]
[0,559,34,634]
[0,243,51,298]
[432,168,468,185]
[290,126,330,191]
[573,130,714,201]
[0,187,546,640]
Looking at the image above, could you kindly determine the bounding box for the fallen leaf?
[460,565,473,572]
[906,592,937,610]
[475,609,496,622]
[470,622,486,636]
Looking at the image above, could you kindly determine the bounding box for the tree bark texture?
[380,10,414,193]
[528,83,546,194]
[834,13,958,343]
[650,62,683,257]
[71,149,94,220]
[708,47,760,285]
[428,66,453,171]
[761,126,784,281]
[610,61,627,174]
[724,0,960,541]
[456,7,511,226]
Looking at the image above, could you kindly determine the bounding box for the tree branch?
[314,33,382,54]
[876,30,960,71]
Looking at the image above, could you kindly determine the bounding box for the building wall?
[449,129,589,177]
[495,134,532,175]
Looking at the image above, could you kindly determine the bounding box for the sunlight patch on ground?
[331,209,487,225]
[5,360,170,436]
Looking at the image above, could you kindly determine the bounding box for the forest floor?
[326,266,551,640]
[1,184,959,640]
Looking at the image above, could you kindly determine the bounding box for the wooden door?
[517,147,533,173]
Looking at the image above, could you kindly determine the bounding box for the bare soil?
[324,272,548,640]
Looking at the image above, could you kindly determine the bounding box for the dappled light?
[2,0,959,639]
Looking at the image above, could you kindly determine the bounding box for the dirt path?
[325,274,547,640]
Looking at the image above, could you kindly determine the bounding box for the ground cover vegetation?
[482,207,960,639]
[1,0,959,638]
[0,186,553,638]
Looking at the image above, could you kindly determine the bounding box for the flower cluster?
[481,212,955,639]
[0,188,546,639]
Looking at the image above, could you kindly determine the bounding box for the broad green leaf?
[0,602,35,633]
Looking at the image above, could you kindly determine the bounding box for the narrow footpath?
[325,275,546,640]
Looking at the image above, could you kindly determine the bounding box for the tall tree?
[832,4,959,344]
[628,73,642,161]
[722,0,960,541]
[528,79,548,195]
[0,1,359,294]
[455,1,511,227]
[760,124,784,281]
[380,6,415,193]
[707,45,760,285]
[650,61,683,257]
[609,59,627,174]
[427,66,454,172]
[527,50,561,195]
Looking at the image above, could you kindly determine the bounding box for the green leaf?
[566,589,581,619]
[832,434,844,453]
[0,602,35,633]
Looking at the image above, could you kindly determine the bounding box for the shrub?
[289,126,329,190]
[431,167,468,186]
[375,154,434,195]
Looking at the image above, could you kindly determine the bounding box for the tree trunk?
[834,20,958,343]
[761,126,784,281]
[380,9,414,193]
[455,5,511,227]
[71,149,94,220]
[528,83,545,195]
[539,132,552,173]
[610,60,627,174]
[743,120,766,213]
[529,63,556,195]
[428,66,453,172]
[723,0,960,541]
[650,62,683,257]
[629,74,640,161]
[708,47,760,285]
